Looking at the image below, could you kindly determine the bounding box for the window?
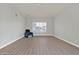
[32,22,47,33]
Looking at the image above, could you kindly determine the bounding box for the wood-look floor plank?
[0,36,79,55]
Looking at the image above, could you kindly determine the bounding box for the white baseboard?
[54,35,79,48]
[34,34,54,36]
[0,35,23,49]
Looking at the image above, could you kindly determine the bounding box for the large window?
[32,22,47,33]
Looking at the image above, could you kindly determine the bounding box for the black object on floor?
[24,29,33,38]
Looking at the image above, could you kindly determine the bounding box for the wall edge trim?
[0,35,24,49]
[54,35,79,48]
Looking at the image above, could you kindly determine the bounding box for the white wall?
[0,4,26,47]
[55,5,79,46]
[26,17,54,36]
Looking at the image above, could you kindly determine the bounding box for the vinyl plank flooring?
[0,36,79,55]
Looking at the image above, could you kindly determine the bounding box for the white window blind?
[32,22,47,33]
